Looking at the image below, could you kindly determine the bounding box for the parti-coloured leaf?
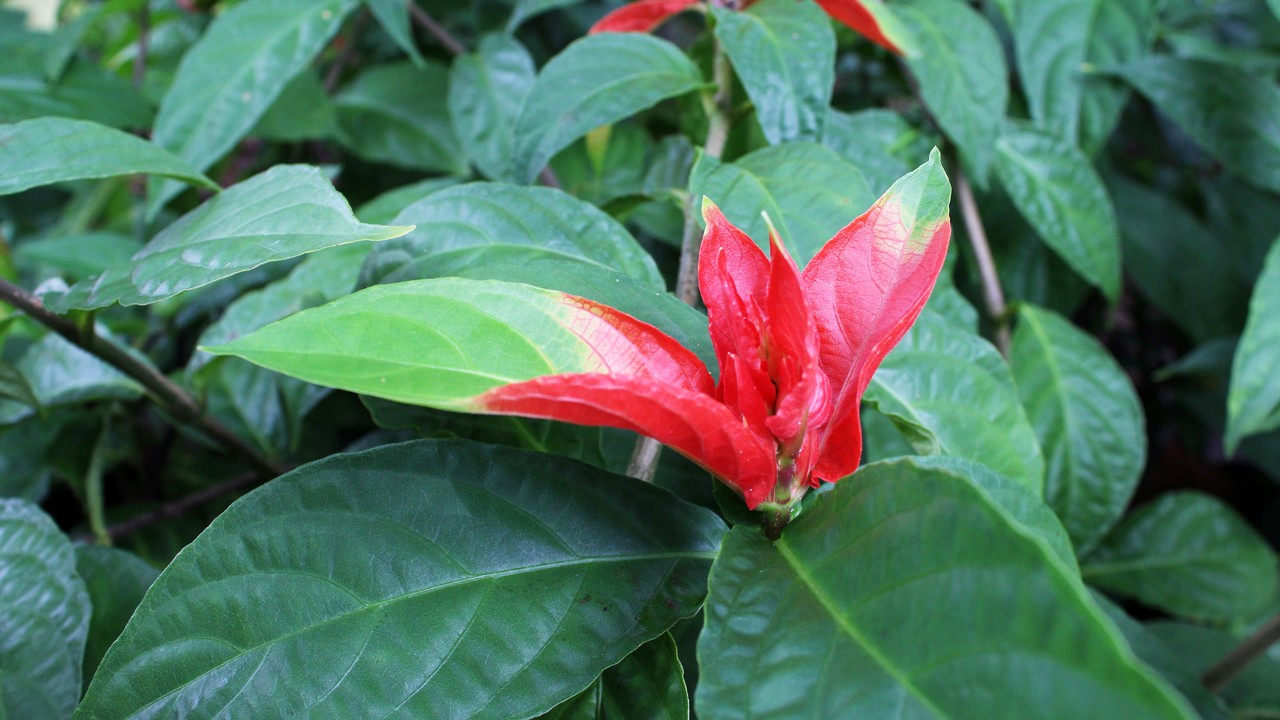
[1226,236,1280,454]
[696,462,1195,719]
[1011,304,1146,554]
[813,0,919,56]
[77,439,724,719]
[0,117,216,196]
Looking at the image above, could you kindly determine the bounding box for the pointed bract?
[812,0,918,56]
[589,0,701,34]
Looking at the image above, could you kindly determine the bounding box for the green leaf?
[1227,237,1280,453]
[1083,492,1278,623]
[364,0,424,66]
[539,633,689,720]
[0,499,90,720]
[1111,56,1280,194]
[1011,304,1145,554]
[74,545,159,688]
[508,0,586,31]
[43,5,102,81]
[1147,621,1280,717]
[1109,175,1248,343]
[0,361,38,411]
[898,0,1008,185]
[696,463,1195,719]
[510,34,703,184]
[147,0,358,215]
[821,109,919,195]
[0,117,215,196]
[712,0,834,145]
[994,124,1122,301]
[353,177,461,225]
[550,125,652,206]
[335,60,466,174]
[361,181,664,291]
[689,142,875,264]
[251,70,337,142]
[864,311,1046,493]
[78,439,724,719]
[14,231,142,281]
[16,331,142,408]
[449,33,537,180]
[51,165,411,312]
[0,54,152,129]
[0,418,61,501]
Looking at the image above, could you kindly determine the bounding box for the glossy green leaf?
[147,0,358,215]
[0,117,215,196]
[696,463,1195,719]
[994,124,1122,301]
[510,34,703,183]
[1005,0,1156,151]
[335,61,466,174]
[16,332,142,408]
[689,142,875,264]
[353,177,461,225]
[0,54,151,129]
[1109,175,1248,343]
[51,165,411,312]
[540,633,689,720]
[898,0,1007,185]
[364,0,424,66]
[1111,56,1280,193]
[74,545,159,687]
[821,109,919,195]
[0,499,90,720]
[550,125,652,206]
[449,33,537,180]
[77,439,724,719]
[1147,621,1280,717]
[1011,304,1145,554]
[361,182,664,291]
[864,310,1046,493]
[1226,237,1280,454]
[712,0,834,145]
[1083,492,1278,622]
[0,361,38,412]
[14,231,142,281]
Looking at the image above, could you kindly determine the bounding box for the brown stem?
[0,279,284,479]
[132,6,150,91]
[538,167,563,190]
[408,1,465,57]
[1202,612,1280,693]
[103,472,259,541]
[954,169,1011,355]
[323,13,367,93]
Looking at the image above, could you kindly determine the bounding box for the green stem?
[85,419,112,545]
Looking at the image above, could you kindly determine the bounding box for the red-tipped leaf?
[589,0,701,34]
[812,0,917,56]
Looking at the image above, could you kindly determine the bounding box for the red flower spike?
[588,0,701,34]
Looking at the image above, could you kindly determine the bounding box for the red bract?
[476,154,951,514]
[589,0,910,55]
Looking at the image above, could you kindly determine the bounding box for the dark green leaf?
[1111,55,1280,194]
[821,109,929,195]
[689,142,875,264]
[353,177,461,225]
[74,545,159,687]
[43,5,102,81]
[51,165,410,312]
[0,417,62,500]
[1011,304,1145,554]
[508,0,586,30]
[712,0,834,145]
[510,34,703,183]
[0,53,152,129]
[251,70,337,142]
[335,61,466,174]
[1083,492,1278,622]
[696,463,1195,719]
[449,33,536,180]
[1226,237,1280,454]
[148,0,359,214]
[539,633,689,720]
[16,331,142,408]
[549,125,652,206]
[0,498,90,720]
[994,124,1122,301]
[865,310,1046,493]
[14,231,142,281]
[1147,621,1280,717]
[898,0,1007,184]
[78,439,724,719]
[0,117,215,196]
[361,181,663,290]
[364,0,424,66]
[0,361,38,411]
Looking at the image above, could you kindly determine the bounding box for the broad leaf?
[1005,0,1156,151]
[1147,622,1280,718]
[449,34,537,180]
[74,545,159,686]
[1111,56,1280,194]
[696,462,1195,719]
[364,0,424,66]
[0,499,90,720]
[0,117,215,196]
[147,0,358,214]
[14,231,141,281]
[51,165,410,311]
[898,0,1007,185]
[689,142,875,264]
[509,33,703,183]
[16,331,142,408]
[821,109,919,195]
[335,61,466,174]
[1011,304,1145,554]
[361,181,664,291]
[994,124,1122,301]
[0,49,151,129]
[354,177,461,225]
[77,439,724,719]
[509,0,588,30]
[1226,237,1280,453]
[43,5,102,81]
[0,361,38,412]
[712,0,834,145]
[0,418,61,500]
[540,633,688,719]
[251,70,337,142]
[865,311,1045,492]
[1083,492,1278,622]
